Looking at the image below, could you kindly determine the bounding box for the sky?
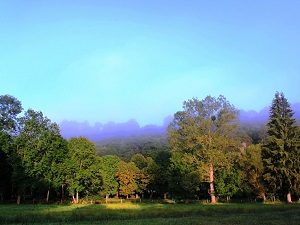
[1,0,300,126]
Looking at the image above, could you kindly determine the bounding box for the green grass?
[0,202,299,224]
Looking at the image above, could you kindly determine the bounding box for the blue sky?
[1,0,299,126]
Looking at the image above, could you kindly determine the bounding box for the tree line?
[0,92,299,204]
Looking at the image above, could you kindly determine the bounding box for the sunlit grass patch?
[104,202,141,210]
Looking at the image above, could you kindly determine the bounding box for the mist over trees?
[59,117,172,141]
[58,103,300,143]
[0,93,299,204]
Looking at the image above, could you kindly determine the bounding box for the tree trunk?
[287,192,292,203]
[150,191,153,199]
[46,189,50,203]
[85,191,89,202]
[163,193,167,199]
[209,163,216,203]
[72,195,76,204]
[17,195,21,204]
[135,193,139,199]
[61,184,64,203]
[105,195,109,204]
[226,196,230,202]
[262,194,266,202]
[76,191,79,204]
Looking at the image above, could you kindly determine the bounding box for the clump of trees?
[0,95,172,203]
[0,93,299,204]
[167,93,299,203]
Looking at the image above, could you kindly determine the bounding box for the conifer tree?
[262,92,299,202]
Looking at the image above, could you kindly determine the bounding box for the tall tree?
[0,95,23,200]
[214,163,241,202]
[151,151,171,199]
[13,109,68,203]
[239,144,266,201]
[116,161,139,199]
[168,151,200,199]
[262,92,299,202]
[37,127,69,202]
[99,155,121,203]
[66,137,100,203]
[130,154,154,198]
[168,95,239,203]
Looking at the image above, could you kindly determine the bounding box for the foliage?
[0,132,13,198]
[214,163,241,201]
[99,155,121,199]
[66,137,101,203]
[0,94,23,134]
[130,154,153,196]
[10,109,68,202]
[262,92,299,201]
[149,150,171,197]
[0,95,23,200]
[168,95,239,203]
[168,151,203,199]
[1,93,299,204]
[239,144,266,199]
[131,153,150,169]
[116,161,139,198]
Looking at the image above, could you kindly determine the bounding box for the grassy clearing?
[0,202,299,225]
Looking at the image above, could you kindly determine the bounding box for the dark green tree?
[0,94,23,133]
[214,163,241,202]
[37,128,69,202]
[66,137,100,203]
[131,154,149,170]
[99,155,121,203]
[0,132,13,200]
[168,151,200,199]
[168,95,239,203]
[130,154,154,199]
[13,109,68,203]
[262,92,299,202]
[239,144,266,201]
[150,151,171,199]
[0,95,23,200]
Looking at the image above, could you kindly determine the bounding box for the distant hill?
[239,107,269,123]
[239,102,300,123]
[59,103,300,141]
[60,116,172,141]
[95,134,172,160]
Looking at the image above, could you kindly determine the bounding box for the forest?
[0,92,299,204]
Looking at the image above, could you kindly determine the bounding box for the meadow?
[0,201,299,225]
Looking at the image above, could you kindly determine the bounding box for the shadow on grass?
[0,201,299,224]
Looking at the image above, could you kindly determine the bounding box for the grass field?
[0,201,299,224]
